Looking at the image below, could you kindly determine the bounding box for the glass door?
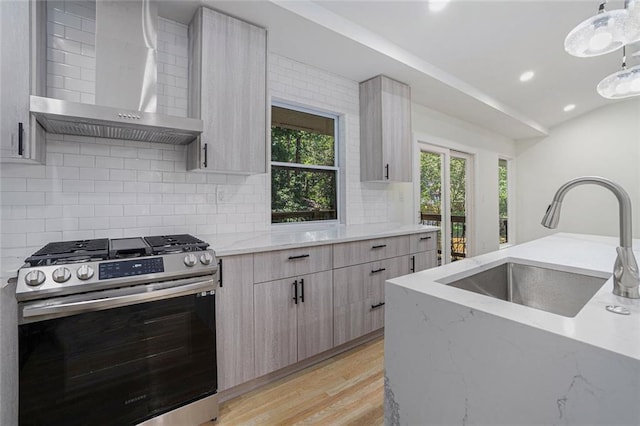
[418,145,473,265]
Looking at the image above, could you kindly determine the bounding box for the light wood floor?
[207,337,384,425]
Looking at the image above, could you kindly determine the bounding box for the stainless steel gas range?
[16,234,219,426]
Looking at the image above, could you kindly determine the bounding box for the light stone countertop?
[387,232,640,361]
[197,223,439,257]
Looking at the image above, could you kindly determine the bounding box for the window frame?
[270,101,341,226]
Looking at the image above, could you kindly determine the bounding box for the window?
[271,104,338,224]
[498,158,509,245]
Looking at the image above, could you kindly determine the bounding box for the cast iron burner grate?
[25,239,109,266]
[144,234,209,254]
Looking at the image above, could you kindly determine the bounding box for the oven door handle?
[22,279,215,321]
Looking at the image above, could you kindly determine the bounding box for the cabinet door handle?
[371,267,386,274]
[18,122,24,156]
[217,258,223,287]
[410,255,415,273]
[371,244,387,249]
[371,302,385,309]
[420,236,432,241]
[288,254,310,260]
[203,143,208,168]
[385,163,389,180]
[300,278,304,303]
[292,280,298,304]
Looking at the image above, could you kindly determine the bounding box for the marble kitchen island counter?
[198,222,439,256]
[384,233,640,425]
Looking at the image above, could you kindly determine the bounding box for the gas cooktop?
[16,234,217,302]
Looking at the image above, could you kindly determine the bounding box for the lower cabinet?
[409,250,438,273]
[215,254,256,391]
[254,270,333,377]
[333,256,406,346]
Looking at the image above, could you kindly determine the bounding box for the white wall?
[411,103,517,256]
[516,99,640,243]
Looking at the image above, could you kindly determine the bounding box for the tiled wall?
[46,0,96,104]
[156,18,189,118]
[45,0,189,117]
[0,52,406,277]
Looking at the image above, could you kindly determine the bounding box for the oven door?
[18,278,217,426]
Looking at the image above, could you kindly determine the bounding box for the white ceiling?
[157,0,635,140]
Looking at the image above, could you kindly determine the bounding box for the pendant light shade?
[597,63,640,98]
[564,7,627,57]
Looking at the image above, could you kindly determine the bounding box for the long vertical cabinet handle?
[217,259,223,287]
[203,143,208,168]
[292,280,298,304]
[385,163,389,180]
[410,255,415,273]
[299,278,304,303]
[18,122,24,156]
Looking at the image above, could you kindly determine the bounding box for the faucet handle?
[613,246,640,298]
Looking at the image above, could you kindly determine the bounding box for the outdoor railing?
[272,210,336,223]
[420,213,466,261]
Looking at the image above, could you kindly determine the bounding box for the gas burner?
[25,239,109,266]
[144,235,209,255]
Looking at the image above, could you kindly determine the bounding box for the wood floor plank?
[207,337,384,425]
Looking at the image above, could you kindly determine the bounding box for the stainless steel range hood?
[30,0,202,145]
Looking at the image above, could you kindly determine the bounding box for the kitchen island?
[384,233,640,425]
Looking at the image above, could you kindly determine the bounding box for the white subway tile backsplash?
[62,230,95,240]
[78,192,109,205]
[79,167,109,180]
[64,27,95,46]
[79,143,110,156]
[64,154,94,167]
[109,193,137,205]
[2,192,46,205]
[94,181,123,193]
[62,179,94,193]
[62,205,95,217]
[45,217,77,232]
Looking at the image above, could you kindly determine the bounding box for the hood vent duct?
[30,0,202,145]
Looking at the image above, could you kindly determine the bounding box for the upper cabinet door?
[187,8,267,174]
[359,75,412,182]
[0,0,45,164]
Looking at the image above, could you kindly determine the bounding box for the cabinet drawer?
[333,236,410,268]
[410,232,437,253]
[333,256,406,346]
[253,245,333,283]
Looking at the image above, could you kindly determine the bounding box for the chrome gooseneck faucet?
[541,176,640,299]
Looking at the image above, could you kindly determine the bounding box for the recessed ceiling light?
[429,0,450,12]
[519,71,535,82]
[563,104,576,112]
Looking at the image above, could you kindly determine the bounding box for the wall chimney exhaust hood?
[30,0,202,145]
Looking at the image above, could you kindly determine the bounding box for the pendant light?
[597,46,640,98]
[565,1,628,57]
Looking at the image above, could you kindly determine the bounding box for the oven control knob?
[76,264,94,280]
[184,254,198,267]
[52,267,72,283]
[25,270,46,287]
[200,252,213,265]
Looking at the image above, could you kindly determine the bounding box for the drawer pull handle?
[371,244,387,249]
[371,302,385,309]
[288,254,310,260]
[218,258,223,287]
[420,236,432,240]
[371,268,386,274]
[410,255,415,273]
[18,122,24,156]
[300,278,304,303]
[292,280,298,304]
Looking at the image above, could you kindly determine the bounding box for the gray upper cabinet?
[187,7,267,174]
[0,0,45,164]
[359,75,411,182]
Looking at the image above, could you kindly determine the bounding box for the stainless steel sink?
[438,262,609,317]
